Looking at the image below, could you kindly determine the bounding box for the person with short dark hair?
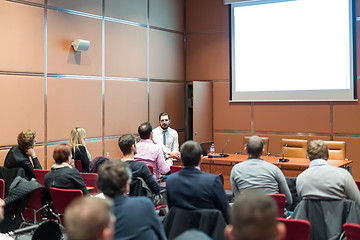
[97,160,166,240]
[44,144,88,195]
[296,140,360,207]
[230,136,292,205]
[224,190,286,240]
[4,130,42,180]
[118,134,160,194]
[64,197,115,240]
[166,140,229,220]
[152,112,180,159]
[134,122,171,179]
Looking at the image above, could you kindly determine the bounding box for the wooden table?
[195,154,352,190]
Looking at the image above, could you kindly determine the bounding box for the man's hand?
[168,151,180,159]
[165,159,174,166]
[25,148,36,158]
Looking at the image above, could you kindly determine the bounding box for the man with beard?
[152,112,180,159]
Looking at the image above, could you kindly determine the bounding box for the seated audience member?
[64,196,114,240]
[296,140,360,206]
[166,140,229,221]
[70,127,91,172]
[4,130,42,180]
[97,160,166,240]
[230,136,292,205]
[134,122,171,180]
[224,190,286,240]
[118,134,160,195]
[152,112,180,159]
[44,144,88,195]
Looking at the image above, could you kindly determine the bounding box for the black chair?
[163,207,226,240]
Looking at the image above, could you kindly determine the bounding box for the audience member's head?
[159,112,171,130]
[97,160,132,198]
[180,141,202,167]
[225,190,285,240]
[53,144,72,164]
[245,136,264,157]
[17,130,37,151]
[118,134,136,156]
[65,196,114,240]
[70,127,87,146]
[307,140,329,161]
[138,122,152,139]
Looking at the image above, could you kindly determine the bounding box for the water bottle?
[210,143,215,155]
[106,152,110,159]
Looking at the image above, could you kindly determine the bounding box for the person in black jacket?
[44,144,88,195]
[70,127,91,172]
[4,130,42,180]
[118,134,160,195]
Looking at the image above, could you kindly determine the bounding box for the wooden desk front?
[197,154,352,190]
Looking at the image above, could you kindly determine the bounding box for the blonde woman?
[70,127,91,172]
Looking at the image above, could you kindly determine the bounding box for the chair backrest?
[80,173,98,193]
[170,165,184,174]
[163,207,226,240]
[278,218,311,240]
[269,194,286,218]
[343,223,360,240]
[280,139,308,158]
[147,165,154,175]
[22,188,44,223]
[49,187,83,222]
[0,179,4,200]
[324,141,346,160]
[74,160,82,172]
[243,136,270,155]
[34,169,50,187]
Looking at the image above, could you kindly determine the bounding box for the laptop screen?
[200,141,214,156]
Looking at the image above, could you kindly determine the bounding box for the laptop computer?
[200,141,214,156]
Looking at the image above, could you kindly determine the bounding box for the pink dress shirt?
[134,139,170,179]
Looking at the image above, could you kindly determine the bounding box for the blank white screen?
[230,0,356,102]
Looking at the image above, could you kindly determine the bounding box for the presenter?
[152,112,180,159]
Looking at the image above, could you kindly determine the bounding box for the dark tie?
[163,131,166,146]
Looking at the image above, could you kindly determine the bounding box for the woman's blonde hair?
[70,127,87,152]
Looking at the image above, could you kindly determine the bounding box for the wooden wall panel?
[47,78,102,141]
[149,30,184,80]
[104,138,123,160]
[0,75,44,146]
[178,131,185,147]
[193,81,212,143]
[185,0,228,32]
[105,22,147,78]
[47,10,102,76]
[214,132,248,155]
[333,136,360,180]
[104,80,148,136]
[186,32,229,81]
[149,0,184,31]
[105,0,147,25]
[0,1,44,73]
[333,80,360,134]
[85,140,103,160]
[254,102,330,133]
[149,82,185,130]
[213,82,251,131]
[48,0,102,15]
[0,149,8,166]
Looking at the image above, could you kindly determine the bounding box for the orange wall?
[186,0,360,180]
[0,0,184,169]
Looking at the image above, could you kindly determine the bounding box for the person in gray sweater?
[230,136,292,205]
[296,140,360,206]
